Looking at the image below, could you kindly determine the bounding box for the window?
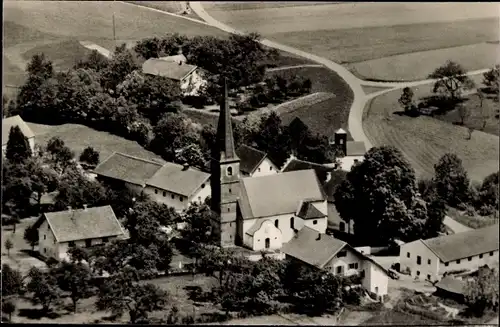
[163,191,166,197]
[44,248,46,253]
[269,166,273,171]
[490,251,494,256]
[313,220,318,225]
[417,256,421,265]
[339,139,344,145]
[336,266,342,274]
[102,237,108,243]
[354,159,359,163]
[416,271,420,276]
[348,263,359,269]
[155,189,158,194]
[229,188,232,193]
[265,238,270,249]
[427,274,431,281]
[227,208,230,212]
[290,217,294,229]
[201,184,205,189]
[479,254,483,259]
[445,262,449,267]
[257,168,261,172]
[229,235,232,240]
[337,251,347,258]
[428,259,431,265]
[275,220,279,228]
[44,234,46,240]
[407,252,410,258]
[85,239,92,247]
[227,166,233,176]
[69,241,75,247]
[456,259,461,264]
[339,222,345,232]
[180,197,184,202]
[375,286,379,294]
[468,257,472,262]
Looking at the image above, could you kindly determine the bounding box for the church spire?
[215,78,238,161]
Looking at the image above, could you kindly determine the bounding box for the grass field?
[447,207,499,229]
[363,309,439,325]
[27,122,164,163]
[265,66,354,139]
[204,2,335,11]
[350,42,500,81]
[124,1,201,20]
[362,77,499,184]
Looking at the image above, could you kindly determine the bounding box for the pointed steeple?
[215,78,238,161]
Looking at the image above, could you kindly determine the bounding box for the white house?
[400,224,499,282]
[2,115,35,156]
[282,227,389,298]
[142,56,207,96]
[237,169,328,251]
[329,128,366,172]
[93,152,211,212]
[34,205,125,261]
[236,144,279,177]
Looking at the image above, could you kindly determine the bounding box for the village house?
[329,128,366,172]
[282,227,389,299]
[34,205,125,261]
[2,115,35,156]
[210,80,328,251]
[93,152,211,212]
[236,144,279,177]
[399,224,499,282]
[142,51,206,96]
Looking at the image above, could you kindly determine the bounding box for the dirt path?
[267,64,324,72]
[79,41,112,59]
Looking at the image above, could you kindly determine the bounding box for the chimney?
[182,163,189,171]
[67,206,72,212]
[83,204,88,211]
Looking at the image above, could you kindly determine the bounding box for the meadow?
[362,76,499,183]
[350,42,500,81]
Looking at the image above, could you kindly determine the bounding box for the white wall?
[326,247,364,276]
[439,250,499,276]
[59,236,118,261]
[181,70,207,96]
[251,158,279,177]
[38,220,59,260]
[143,181,210,212]
[400,240,440,281]
[339,156,363,172]
[362,260,388,296]
[251,220,283,251]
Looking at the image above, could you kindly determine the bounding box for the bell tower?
[210,79,240,247]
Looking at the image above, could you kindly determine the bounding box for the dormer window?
[227,166,233,176]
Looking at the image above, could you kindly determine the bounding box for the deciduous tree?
[79,146,100,166]
[4,239,13,256]
[433,153,471,207]
[465,266,499,316]
[398,87,416,112]
[483,65,499,100]
[52,261,94,313]
[26,267,62,313]
[2,300,16,322]
[429,61,475,100]
[1,264,24,296]
[24,224,39,251]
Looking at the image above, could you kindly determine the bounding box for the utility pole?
[112,0,116,47]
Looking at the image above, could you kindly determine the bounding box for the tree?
[46,137,75,173]
[465,266,499,316]
[79,146,100,166]
[456,103,471,126]
[4,239,13,256]
[477,171,499,214]
[5,126,32,163]
[433,153,471,207]
[429,61,475,100]
[1,264,24,296]
[254,111,291,167]
[74,50,110,72]
[52,261,94,313]
[2,300,16,322]
[334,146,429,244]
[398,87,416,112]
[483,65,499,100]
[101,45,140,91]
[24,224,39,251]
[423,197,446,238]
[95,267,167,323]
[174,143,207,169]
[26,267,62,313]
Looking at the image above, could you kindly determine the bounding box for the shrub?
[478,205,495,217]
[79,147,100,166]
[465,206,476,217]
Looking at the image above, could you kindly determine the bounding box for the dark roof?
[2,115,35,145]
[236,145,267,175]
[42,205,124,242]
[422,224,499,263]
[239,170,325,219]
[346,141,367,156]
[93,152,163,186]
[146,162,210,197]
[297,201,326,220]
[435,277,466,296]
[323,170,348,202]
[327,202,344,228]
[282,158,335,183]
[214,80,238,161]
[142,58,197,81]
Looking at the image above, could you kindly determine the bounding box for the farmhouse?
[329,128,366,172]
[236,144,279,177]
[2,115,35,156]
[282,227,389,299]
[399,224,499,282]
[93,152,211,211]
[210,81,328,251]
[142,55,206,96]
[34,205,125,261]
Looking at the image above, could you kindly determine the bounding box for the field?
[362,77,499,184]
[266,66,354,139]
[204,3,499,63]
[124,1,201,20]
[350,42,500,81]
[363,309,440,325]
[27,122,164,163]
[447,207,499,229]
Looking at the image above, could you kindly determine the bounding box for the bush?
[478,205,495,216]
[79,147,100,166]
[465,206,476,217]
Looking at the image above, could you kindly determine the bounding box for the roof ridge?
[114,152,164,166]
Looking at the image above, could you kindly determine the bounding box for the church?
[210,81,327,251]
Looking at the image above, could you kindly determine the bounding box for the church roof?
[282,158,335,184]
[238,169,325,219]
[214,79,238,161]
[296,201,325,220]
[236,145,267,175]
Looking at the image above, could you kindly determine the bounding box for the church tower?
[210,79,241,248]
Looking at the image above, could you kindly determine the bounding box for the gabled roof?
[282,227,347,269]
[40,205,125,243]
[297,201,325,220]
[2,115,35,145]
[93,152,163,186]
[421,224,499,263]
[335,128,347,134]
[142,58,197,81]
[239,169,325,219]
[435,276,466,296]
[346,141,366,156]
[236,145,268,175]
[159,54,187,63]
[282,158,335,184]
[146,162,210,197]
